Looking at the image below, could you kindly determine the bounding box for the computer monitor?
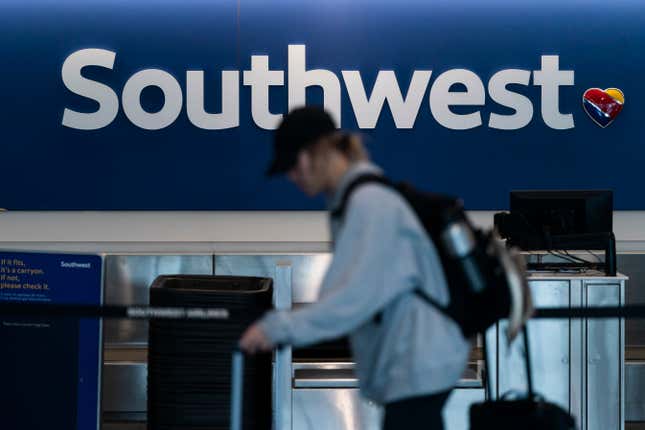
[509,190,613,238]
[496,190,616,274]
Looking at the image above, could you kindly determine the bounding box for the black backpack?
[330,174,530,339]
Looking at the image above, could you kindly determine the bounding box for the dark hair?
[337,133,352,153]
[333,132,369,162]
[306,131,369,163]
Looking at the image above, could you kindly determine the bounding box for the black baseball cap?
[266,106,337,176]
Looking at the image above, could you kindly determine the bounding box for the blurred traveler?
[240,106,470,430]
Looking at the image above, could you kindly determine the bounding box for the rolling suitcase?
[469,326,576,429]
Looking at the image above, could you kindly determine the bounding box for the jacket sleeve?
[259,185,421,348]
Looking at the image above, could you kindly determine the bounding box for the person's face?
[287,143,329,197]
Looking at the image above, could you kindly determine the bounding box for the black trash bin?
[147,275,273,430]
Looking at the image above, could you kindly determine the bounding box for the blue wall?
[1,0,643,210]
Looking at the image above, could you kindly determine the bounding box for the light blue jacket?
[259,161,470,404]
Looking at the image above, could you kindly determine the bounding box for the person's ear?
[287,151,307,182]
[297,149,311,173]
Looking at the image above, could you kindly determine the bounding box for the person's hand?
[239,323,273,354]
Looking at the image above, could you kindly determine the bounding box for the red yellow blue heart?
[582,88,624,128]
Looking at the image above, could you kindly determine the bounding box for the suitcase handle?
[231,349,244,430]
[230,345,287,430]
[483,325,534,399]
[522,326,534,398]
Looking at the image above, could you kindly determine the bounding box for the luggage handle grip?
[230,345,286,430]
[231,349,244,430]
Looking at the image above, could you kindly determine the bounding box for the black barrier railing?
[534,304,645,319]
[0,302,230,320]
[2,301,645,320]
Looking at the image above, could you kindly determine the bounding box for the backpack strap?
[329,173,455,324]
[330,174,392,220]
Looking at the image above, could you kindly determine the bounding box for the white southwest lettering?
[429,69,485,130]
[243,55,284,130]
[61,46,575,131]
[533,55,575,130]
[289,45,342,127]
[187,70,240,130]
[488,69,533,130]
[61,49,119,130]
[121,69,183,130]
[342,70,432,129]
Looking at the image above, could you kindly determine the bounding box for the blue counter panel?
[0,251,103,430]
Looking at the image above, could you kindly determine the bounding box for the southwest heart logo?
[582,88,624,127]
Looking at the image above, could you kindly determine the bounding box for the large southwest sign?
[0,0,643,210]
[62,47,576,131]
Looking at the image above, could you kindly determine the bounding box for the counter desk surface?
[526,270,628,281]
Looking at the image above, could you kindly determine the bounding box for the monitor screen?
[509,190,613,237]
